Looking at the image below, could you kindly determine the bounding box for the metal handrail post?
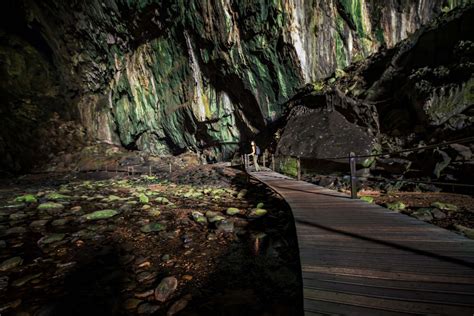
[350,152,357,199]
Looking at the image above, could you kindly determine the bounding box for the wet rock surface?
[0,165,302,315]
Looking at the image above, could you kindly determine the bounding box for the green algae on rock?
[431,202,458,211]
[37,202,65,212]
[140,222,166,233]
[14,194,37,204]
[386,201,406,212]
[226,207,240,215]
[82,209,119,220]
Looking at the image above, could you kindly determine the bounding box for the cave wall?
[0,0,468,172]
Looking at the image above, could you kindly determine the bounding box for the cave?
[0,1,473,315]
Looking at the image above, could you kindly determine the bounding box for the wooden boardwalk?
[249,170,474,315]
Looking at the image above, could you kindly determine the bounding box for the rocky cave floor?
[307,175,474,239]
[0,165,303,316]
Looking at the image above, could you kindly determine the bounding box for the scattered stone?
[454,224,474,239]
[141,222,166,233]
[30,220,49,228]
[6,226,27,235]
[135,289,154,298]
[37,202,65,212]
[45,193,71,201]
[12,273,42,287]
[82,209,119,220]
[256,202,264,209]
[450,143,472,161]
[0,299,21,313]
[9,212,28,221]
[70,206,82,212]
[0,276,8,291]
[148,209,161,217]
[237,189,247,199]
[182,275,193,281]
[14,194,37,204]
[161,254,170,261]
[386,201,406,211]
[137,303,160,315]
[430,208,447,219]
[411,209,433,222]
[141,204,151,210]
[51,219,69,226]
[156,197,170,204]
[359,196,374,203]
[226,207,240,215]
[431,202,458,211]
[205,211,219,218]
[191,211,207,224]
[216,220,234,233]
[38,234,66,245]
[138,193,149,204]
[167,294,192,316]
[249,208,267,218]
[0,257,23,272]
[209,215,225,223]
[107,195,122,202]
[154,276,178,302]
[124,298,142,310]
[137,271,157,284]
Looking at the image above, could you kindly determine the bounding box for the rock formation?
[277,5,473,182]
[1,0,468,172]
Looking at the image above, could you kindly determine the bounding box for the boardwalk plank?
[249,171,474,315]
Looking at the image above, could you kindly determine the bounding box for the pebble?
[30,220,49,228]
[140,222,166,233]
[167,294,192,316]
[135,289,154,298]
[137,303,160,314]
[9,212,28,221]
[51,218,69,226]
[6,226,27,235]
[37,202,65,212]
[70,206,82,212]
[0,256,23,272]
[191,211,207,224]
[82,209,118,220]
[136,271,157,284]
[0,276,8,291]
[411,209,433,222]
[12,273,42,287]
[38,233,66,245]
[154,276,178,302]
[124,298,142,310]
[226,207,240,215]
[430,208,446,220]
[216,220,234,233]
[249,208,267,218]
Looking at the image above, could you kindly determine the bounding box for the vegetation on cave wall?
[0,0,471,172]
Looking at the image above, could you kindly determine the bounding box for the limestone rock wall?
[0,0,468,171]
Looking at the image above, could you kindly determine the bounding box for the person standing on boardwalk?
[250,141,260,171]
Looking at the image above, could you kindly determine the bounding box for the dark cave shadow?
[37,243,128,316]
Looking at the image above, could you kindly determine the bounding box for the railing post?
[263,152,266,168]
[272,154,275,171]
[350,152,357,199]
[297,157,301,181]
[149,165,152,176]
[169,162,172,174]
